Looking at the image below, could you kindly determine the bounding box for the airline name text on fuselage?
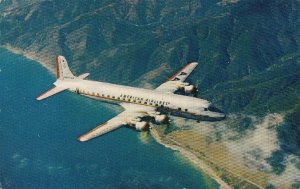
[120,94,170,106]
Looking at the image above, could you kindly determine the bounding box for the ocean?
[0,48,219,189]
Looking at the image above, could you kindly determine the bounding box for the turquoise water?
[0,48,219,189]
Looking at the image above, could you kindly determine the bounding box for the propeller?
[192,87,199,97]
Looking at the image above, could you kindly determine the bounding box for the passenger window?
[185,109,188,112]
[204,108,208,111]
[178,108,181,111]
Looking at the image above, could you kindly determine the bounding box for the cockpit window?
[208,105,223,113]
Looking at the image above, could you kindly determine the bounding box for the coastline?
[150,127,232,189]
[1,45,56,75]
[2,45,231,189]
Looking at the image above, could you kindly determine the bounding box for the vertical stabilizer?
[56,55,75,80]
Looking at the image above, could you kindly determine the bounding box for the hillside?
[1,0,299,188]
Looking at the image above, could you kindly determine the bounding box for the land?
[150,126,233,189]
[150,116,272,189]
[1,0,300,188]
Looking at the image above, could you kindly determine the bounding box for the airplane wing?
[77,103,156,142]
[155,62,198,93]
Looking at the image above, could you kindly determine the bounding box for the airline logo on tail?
[36,55,89,101]
[56,55,75,80]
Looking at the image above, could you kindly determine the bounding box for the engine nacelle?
[184,85,195,93]
[135,121,149,131]
[155,114,167,124]
[182,82,190,86]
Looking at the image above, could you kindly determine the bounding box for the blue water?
[0,48,218,189]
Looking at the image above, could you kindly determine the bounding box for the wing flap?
[155,82,180,93]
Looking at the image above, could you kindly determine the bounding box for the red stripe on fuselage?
[56,56,60,79]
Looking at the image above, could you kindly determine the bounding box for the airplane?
[37,56,226,142]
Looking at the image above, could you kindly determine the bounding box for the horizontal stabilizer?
[77,73,90,79]
[36,86,67,101]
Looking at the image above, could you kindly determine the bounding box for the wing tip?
[36,97,42,101]
[36,93,47,100]
[77,136,88,142]
[188,61,198,66]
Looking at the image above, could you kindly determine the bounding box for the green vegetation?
[0,0,299,115]
[265,184,276,189]
[278,104,300,156]
[266,150,286,175]
[292,182,300,189]
[0,0,299,187]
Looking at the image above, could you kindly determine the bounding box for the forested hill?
[0,0,299,114]
[0,0,300,157]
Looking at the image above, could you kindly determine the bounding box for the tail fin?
[56,55,75,80]
[36,55,90,101]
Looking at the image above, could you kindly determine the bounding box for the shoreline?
[1,45,56,75]
[150,128,232,189]
[2,45,231,189]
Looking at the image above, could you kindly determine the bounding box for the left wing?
[155,62,198,93]
[77,103,156,142]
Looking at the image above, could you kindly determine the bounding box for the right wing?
[77,112,125,142]
[77,103,156,142]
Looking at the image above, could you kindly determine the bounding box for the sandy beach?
[149,127,232,189]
